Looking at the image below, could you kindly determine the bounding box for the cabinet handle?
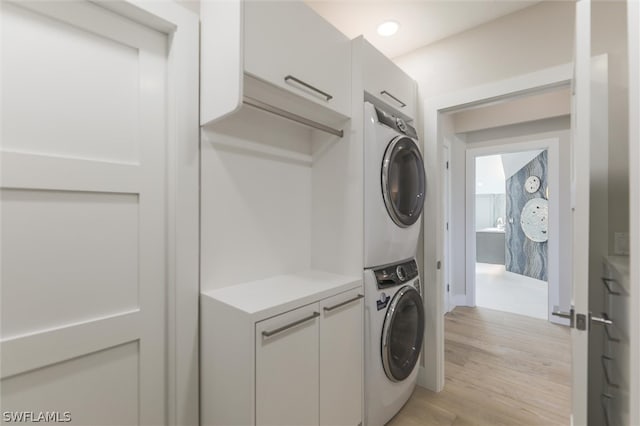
[284,75,333,101]
[262,312,320,338]
[323,294,364,312]
[380,90,406,108]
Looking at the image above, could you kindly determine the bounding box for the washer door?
[381,285,425,382]
[381,136,426,227]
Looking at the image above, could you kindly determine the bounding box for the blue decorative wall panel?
[505,150,548,281]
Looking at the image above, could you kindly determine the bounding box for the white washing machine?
[364,258,425,426]
[364,102,426,269]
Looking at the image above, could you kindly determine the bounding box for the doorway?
[415,80,574,426]
[473,150,549,320]
[463,128,571,328]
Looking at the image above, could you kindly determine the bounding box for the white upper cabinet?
[244,1,351,118]
[201,0,351,126]
[357,37,417,120]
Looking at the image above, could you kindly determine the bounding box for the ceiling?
[306,1,540,58]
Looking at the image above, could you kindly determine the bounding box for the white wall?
[475,155,505,194]
[394,2,575,100]
[200,108,313,292]
[501,150,544,179]
[454,88,571,134]
[395,0,628,254]
[592,1,629,254]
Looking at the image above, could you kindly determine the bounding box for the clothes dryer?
[364,102,425,268]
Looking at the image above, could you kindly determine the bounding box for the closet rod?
[243,96,344,138]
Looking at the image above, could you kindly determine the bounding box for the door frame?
[464,136,567,326]
[628,0,640,424]
[442,143,452,313]
[99,2,199,424]
[421,62,572,391]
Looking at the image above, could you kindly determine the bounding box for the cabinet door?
[255,303,320,426]
[320,288,364,426]
[361,40,416,120]
[244,1,351,117]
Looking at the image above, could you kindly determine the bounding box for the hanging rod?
[243,96,344,138]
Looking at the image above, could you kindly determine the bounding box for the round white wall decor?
[524,175,541,193]
[520,198,548,242]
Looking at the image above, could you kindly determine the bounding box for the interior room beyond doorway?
[475,151,548,320]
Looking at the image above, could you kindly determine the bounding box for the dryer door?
[381,136,426,227]
[381,285,425,382]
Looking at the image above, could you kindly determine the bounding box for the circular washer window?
[521,198,549,242]
[381,285,425,382]
[381,137,426,227]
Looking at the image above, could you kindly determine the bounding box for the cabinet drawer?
[244,1,351,117]
[320,288,363,426]
[255,303,320,426]
[361,40,416,120]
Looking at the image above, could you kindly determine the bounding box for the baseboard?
[417,366,427,388]
[417,365,441,392]
[452,294,469,308]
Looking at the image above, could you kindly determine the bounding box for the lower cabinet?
[256,303,320,426]
[201,273,363,426]
[320,291,363,426]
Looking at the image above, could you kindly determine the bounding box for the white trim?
[451,294,470,308]
[103,3,200,425]
[416,366,428,389]
[422,62,572,392]
[464,151,477,307]
[628,1,640,424]
[442,142,452,314]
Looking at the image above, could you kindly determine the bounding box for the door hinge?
[446,161,449,169]
[447,284,450,292]
[436,260,441,270]
[446,222,449,230]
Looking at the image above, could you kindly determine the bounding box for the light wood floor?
[387,307,571,426]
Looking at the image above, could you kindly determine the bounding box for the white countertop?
[201,269,362,320]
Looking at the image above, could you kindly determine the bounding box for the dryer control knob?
[396,265,407,281]
[396,117,407,133]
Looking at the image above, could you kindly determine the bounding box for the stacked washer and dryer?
[363,102,426,426]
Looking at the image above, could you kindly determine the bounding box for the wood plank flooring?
[387,307,571,426]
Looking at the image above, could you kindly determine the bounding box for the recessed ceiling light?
[377,20,399,37]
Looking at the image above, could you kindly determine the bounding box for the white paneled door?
[1,1,168,424]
